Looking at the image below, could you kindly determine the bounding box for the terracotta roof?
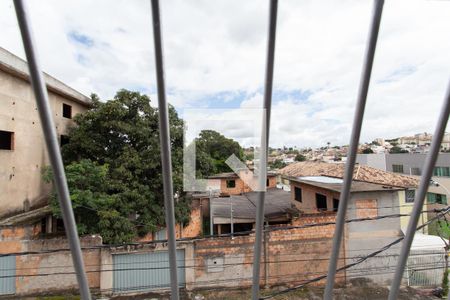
[290,177,404,193]
[208,172,239,179]
[279,161,418,188]
[208,171,277,179]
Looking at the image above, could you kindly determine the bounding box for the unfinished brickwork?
[291,181,340,213]
[193,214,345,290]
[138,198,204,242]
[355,199,378,218]
[220,174,277,195]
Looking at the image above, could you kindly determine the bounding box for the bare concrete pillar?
[100,248,113,296]
[184,243,195,291]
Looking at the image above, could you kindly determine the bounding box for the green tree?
[194,130,244,177]
[390,146,408,154]
[47,90,189,244]
[362,148,374,154]
[44,160,137,244]
[294,154,306,162]
[269,159,287,170]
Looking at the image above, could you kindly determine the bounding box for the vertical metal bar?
[150,0,179,299]
[209,190,214,235]
[12,1,91,299]
[230,198,234,236]
[323,1,384,298]
[252,0,278,299]
[388,82,450,300]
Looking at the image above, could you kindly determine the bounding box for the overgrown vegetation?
[294,153,306,161]
[45,90,190,244]
[44,90,245,244]
[194,129,244,177]
[270,158,287,169]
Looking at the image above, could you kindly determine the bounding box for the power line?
[0,249,444,273]
[1,207,447,258]
[259,206,450,299]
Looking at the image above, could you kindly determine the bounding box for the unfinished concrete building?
[0,47,91,219]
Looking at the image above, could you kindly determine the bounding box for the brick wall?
[220,175,278,195]
[355,199,378,218]
[220,177,248,195]
[138,198,203,242]
[0,234,102,296]
[193,214,345,289]
[291,182,340,213]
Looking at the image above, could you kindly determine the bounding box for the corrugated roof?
[279,161,418,188]
[212,188,297,223]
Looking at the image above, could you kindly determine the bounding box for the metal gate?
[0,256,16,295]
[113,250,185,293]
[407,250,446,287]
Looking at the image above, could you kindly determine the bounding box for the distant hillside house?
[207,169,277,195]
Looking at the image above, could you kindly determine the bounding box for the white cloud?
[0,0,448,147]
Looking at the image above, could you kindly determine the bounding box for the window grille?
[11,0,450,299]
[406,189,415,203]
[393,164,404,173]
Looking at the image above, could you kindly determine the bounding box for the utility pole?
[209,189,213,236]
[230,197,234,237]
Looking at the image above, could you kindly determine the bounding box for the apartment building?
[356,153,450,206]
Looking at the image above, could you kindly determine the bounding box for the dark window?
[406,189,415,203]
[433,167,450,177]
[410,168,421,176]
[55,218,65,232]
[60,135,70,147]
[40,217,47,234]
[62,103,72,119]
[392,164,404,173]
[226,180,236,188]
[0,130,14,150]
[316,193,327,211]
[427,193,448,205]
[333,198,339,212]
[294,187,302,202]
[266,178,270,187]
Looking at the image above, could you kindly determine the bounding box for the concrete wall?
[356,153,387,171]
[0,68,90,218]
[289,182,409,285]
[398,190,428,233]
[357,153,450,176]
[0,229,102,296]
[345,191,403,285]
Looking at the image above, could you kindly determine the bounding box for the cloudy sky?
[1,0,449,148]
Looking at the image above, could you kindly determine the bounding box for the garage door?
[0,256,16,295]
[113,250,185,292]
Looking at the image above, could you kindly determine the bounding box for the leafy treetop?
[46,90,190,244]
